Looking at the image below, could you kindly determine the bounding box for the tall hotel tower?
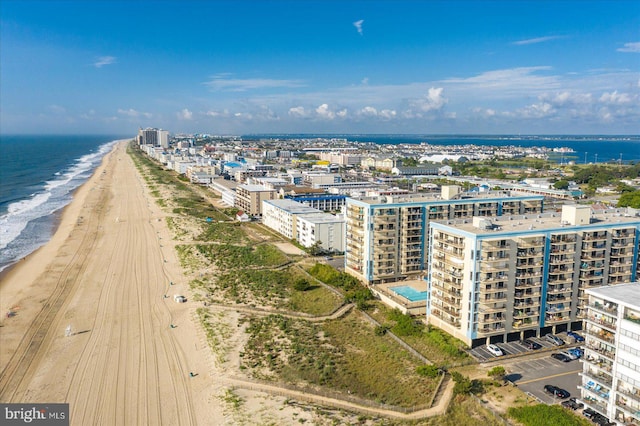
[427,205,640,347]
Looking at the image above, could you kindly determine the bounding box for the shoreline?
[0,139,126,310]
[0,138,127,284]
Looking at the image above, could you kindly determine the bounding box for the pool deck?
[372,279,428,316]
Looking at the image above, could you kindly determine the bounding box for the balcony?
[586,316,617,332]
[477,302,507,314]
[585,344,615,361]
[583,369,613,387]
[587,329,616,345]
[517,238,544,248]
[617,386,640,406]
[582,355,613,374]
[614,402,640,425]
[477,324,506,335]
[589,302,619,317]
[581,397,609,418]
[583,379,611,400]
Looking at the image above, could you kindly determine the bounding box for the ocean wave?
[0,139,119,269]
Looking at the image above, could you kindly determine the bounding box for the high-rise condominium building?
[427,205,640,347]
[581,283,640,426]
[344,186,544,285]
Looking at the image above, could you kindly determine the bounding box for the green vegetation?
[196,222,249,244]
[368,303,470,367]
[451,371,485,395]
[241,312,439,407]
[487,366,506,380]
[508,404,592,426]
[197,243,288,269]
[307,263,374,308]
[618,190,640,208]
[416,364,441,378]
[421,394,507,426]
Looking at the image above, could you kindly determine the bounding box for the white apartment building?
[296,213,345,253]
[581,283,640,426]
[262,199,345,252]
[427,205,640,347]
[262,199,318,240]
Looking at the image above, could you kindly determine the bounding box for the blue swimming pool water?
[390,285,428,302]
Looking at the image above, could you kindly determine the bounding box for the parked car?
[521,339,542,350]
[545,333,565,346]
[551,353,572,362]
[559,350,578,360]
[544,384,570,399]
[567,331,585,342]
[567,347,583,358]
[561,397,584,410]
[487,344,504,357]
[583,408,597,419]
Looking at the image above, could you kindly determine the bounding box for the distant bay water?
[247,134,640,164]
[0,135,126,273]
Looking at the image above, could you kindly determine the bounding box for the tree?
[618,190,640,208]
[553,179,570,190]
[487,366,506,381]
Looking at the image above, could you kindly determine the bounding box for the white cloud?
[94,56,116,68]
[118,108,152,118]
[516,102,556,119]
[512,36,563,46]
[359,106,378,117]
[599,90,633,105]
[316,104,335,119]
[336,109,348,118]
[408,87,447,114]
[177,108,193,120]
[288,106,308,118]
[617,42,640,53]
[443,67,557,93]
[353,19,364,35]
[361,77,369,85]
[204,75,305,91]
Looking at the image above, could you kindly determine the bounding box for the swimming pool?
[390,285,428,302]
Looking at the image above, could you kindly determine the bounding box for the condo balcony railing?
[583,368,613,387]
[586,331,616,345]
[586,316,617,332]
[585,344,615,361]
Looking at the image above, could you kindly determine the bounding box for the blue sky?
[1,0,639,135]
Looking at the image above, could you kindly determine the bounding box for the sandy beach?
[0,140,223,424]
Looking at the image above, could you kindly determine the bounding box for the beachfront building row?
[262,199,344,253]
[427,205,640,347]
[344,185,545,285]
[580,283,640,426]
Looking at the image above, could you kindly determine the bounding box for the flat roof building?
[345,186,545,285]
[427,206,640,347]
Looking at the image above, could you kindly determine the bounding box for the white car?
[487,344,504,357]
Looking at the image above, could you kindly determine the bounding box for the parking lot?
[469,331,582,362]
[505,354,583,404]
[471,336,556,362]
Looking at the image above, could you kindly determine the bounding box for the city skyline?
[1,0,639,135]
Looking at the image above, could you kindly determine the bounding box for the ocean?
[0,135,126,273]
[248,134,640,164]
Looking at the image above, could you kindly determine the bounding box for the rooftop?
[264,199,321,214]
[586,282,640,308]
[431,207,640,235]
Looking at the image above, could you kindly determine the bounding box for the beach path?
[0,141,214,425]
